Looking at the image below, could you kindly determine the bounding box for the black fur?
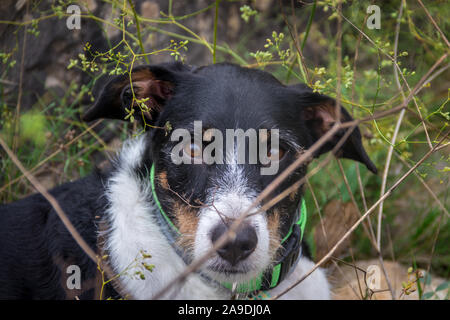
[0,173,118,299]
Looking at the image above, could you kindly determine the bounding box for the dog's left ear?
[82,62,188,124]
[289,84,377,174]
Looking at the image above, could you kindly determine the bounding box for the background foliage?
[0,0,448,299]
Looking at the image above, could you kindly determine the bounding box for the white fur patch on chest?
[269,257,331,300]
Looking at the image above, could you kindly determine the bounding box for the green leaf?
[20,111,47,147]
[422,292,435,300]
[425,272,432,286]
[435,281,450,292]
[411,209,440,244]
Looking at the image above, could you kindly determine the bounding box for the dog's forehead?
[193,63,283,97]
[194,63,281,82]
[170,64,293,129]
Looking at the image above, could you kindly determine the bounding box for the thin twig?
[416,0,450,49]
[338,9,434,148]
[212,0,220,63]
[337,159,395,299]
[375,2,406,299]
[305,177,329,250]
[377,44,449,253]
[12,0,29,154]
[279,0,309,83]
[393,152,449,218]
[0,120,102,194]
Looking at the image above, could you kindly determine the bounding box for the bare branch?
[417,0,450,49]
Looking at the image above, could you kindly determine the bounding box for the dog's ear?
[82,62,188,124]
[289,84,377,174]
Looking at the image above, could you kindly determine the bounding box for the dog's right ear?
[82,62,188,124]
[288,83,378,174]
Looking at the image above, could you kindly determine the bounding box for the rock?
[314,199,360,264]
[140,1,160,19]
[254,0,273,12]
[227,5,241,41]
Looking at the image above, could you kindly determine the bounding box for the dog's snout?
[210,223,257,266]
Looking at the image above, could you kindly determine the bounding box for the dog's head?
[85,62,376,284]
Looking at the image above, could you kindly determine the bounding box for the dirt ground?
[330,259,446,300]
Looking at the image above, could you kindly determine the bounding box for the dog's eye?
[184,142,202,159]
[267,146,285,162]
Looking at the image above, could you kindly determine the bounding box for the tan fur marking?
[267,209,282,257]
[203,129,213,141]
[259,130,269,144]
[173,201,199,251]
[131,68,154,82]
[305,101,342,135]
[289,189,298,201]
[157,171,169,190]
[53,256,103,300]
[316,102,337,132]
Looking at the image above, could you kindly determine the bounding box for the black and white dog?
[0,62,377,300]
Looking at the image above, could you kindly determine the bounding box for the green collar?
[150,163,307,294]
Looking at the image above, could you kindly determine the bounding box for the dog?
[0,62,377,300]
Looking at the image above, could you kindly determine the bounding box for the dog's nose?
[210,223,257,266]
